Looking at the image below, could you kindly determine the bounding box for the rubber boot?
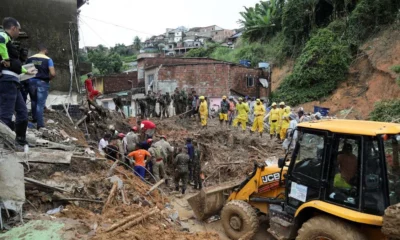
[15,121,28,146]
[182,188,186,195]
[260,132,263,138]
[175,186,179,192]
[270,134,273,139]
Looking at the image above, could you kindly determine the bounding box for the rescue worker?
[173,146,190,194]
[127,145,151,180]
[228,97,236,126]
[26,44,56,130]
[146,91,157,117]
[117,133,126,162]
[113,96,125,118]
[148,144,167,182]
[126,126,139,153]
[269,102,280,139]
[219,96,230,127]
[153,135,174,165]
[179,89,188,114]
[280,106,291,142]
[199,96,208,128]
[173,88,181,115]
[250,99,266,137]
[186,138,195,182]
[191,90,199,118]
[277,102,286,140]
[192,140,202,190]
[0,17,36,148]
[334,143,358,190]
[138,119,156,139]
[98,133,111,156]
[232,97,250,132]
[84,73,101,101]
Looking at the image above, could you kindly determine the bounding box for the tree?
[110,43,129,56]
[239,0,284,42]
[88,45,123,75]
[133,36,142,51]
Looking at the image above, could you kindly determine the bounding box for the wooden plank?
[15,151,72,164]
[24,177,69,193]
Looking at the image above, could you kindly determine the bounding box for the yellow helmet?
[199,96,205,100]
[222,96,227,99]
[285,106,291,113]
[271,102,277,106]
[238,97,243,101]
[279,102,285,106]
[256,99,261,103]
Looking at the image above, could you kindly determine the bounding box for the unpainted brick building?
[138,55,271,99]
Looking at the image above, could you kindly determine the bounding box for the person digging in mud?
[173,146,190,194]
[105,139,119,161]
[113,96,126,118]
[148,144,167,182]
[117,133,126,162]
[127,145,151,180]
[126,126,140,154]
[153,135,174,166]
[138,119,156,140]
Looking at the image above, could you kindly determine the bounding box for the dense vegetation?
[369,100,400,123]
[80,36,142,75]
[186,0,400,106]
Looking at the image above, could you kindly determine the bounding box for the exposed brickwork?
[157,63,269,98]
[101,72,139,94]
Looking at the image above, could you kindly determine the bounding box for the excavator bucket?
[187,181,240,221]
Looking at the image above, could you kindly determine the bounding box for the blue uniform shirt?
[26,54,54,81]
[186,143,194,159]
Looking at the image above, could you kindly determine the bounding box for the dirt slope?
[302,25,400,119]
[272,25,400,120]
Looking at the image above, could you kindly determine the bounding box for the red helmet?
[147,138,153,144]
[118,133,125,138]
[132,126,138,132]
[161,135,167,139]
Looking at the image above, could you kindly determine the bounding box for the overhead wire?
[79,17,111,47]
[80,15,156,37]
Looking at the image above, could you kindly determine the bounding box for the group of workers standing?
[98,118,202,195]
[0,17,56,150]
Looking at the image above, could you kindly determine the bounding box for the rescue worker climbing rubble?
[269,102,280,139]
[219,95,229,127]
[232,97,250,132]
[148,144,167,182]
[199,96,208,128]
[250,99,266,137]
[173,146,190,195]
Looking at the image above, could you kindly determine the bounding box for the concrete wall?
[0,0,80,92]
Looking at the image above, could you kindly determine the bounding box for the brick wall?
[137,57,222,80]
[156,63,269,98]
[101,72,138,94]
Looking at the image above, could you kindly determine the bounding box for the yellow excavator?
[188,119,400,240]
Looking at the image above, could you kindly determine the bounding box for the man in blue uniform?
[0,17,35,148]
[26,44,56,130]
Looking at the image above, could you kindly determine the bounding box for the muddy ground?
[1,110,284,240]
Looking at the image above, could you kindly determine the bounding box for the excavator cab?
[269,120,400,240]
[188,120,400,240]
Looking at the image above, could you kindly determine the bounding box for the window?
[103,101,109,108]
[363,137,385,215]
[246,76,254,87]
[292,133,325,181]
[384,135,400,206]
[288,132,325,207]
[148,74,154,86]
[327,136,361,208]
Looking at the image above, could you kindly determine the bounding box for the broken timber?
[146,179,165,195]
[24,177,69,193]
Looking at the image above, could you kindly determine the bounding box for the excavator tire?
[296,215,367,240]
[221,200,259,240]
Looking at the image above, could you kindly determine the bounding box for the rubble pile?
[152,117,283,187]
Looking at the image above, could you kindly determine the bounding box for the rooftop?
[298,119,400,136]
